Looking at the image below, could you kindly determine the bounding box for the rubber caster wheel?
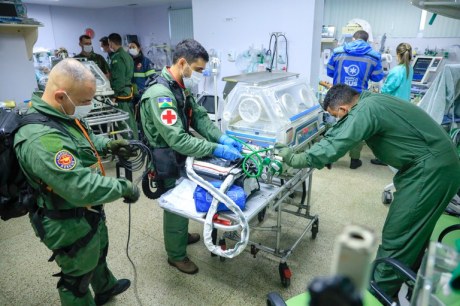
[382,190,393,205]
[258,208,266,222]
[279,262,292,288]
[311,219,319,240]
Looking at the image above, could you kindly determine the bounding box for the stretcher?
[159,156,319,288]
[85,104,133,139]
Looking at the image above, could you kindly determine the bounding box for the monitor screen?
[0,4,18,17]
[412,57,432,83]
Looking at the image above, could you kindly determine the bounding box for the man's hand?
[277,148,294,166]
[213,144,242,161]
[107,139,136,159]
[123,184,140,204]
[274,143,310,169]
[219,135,243,152]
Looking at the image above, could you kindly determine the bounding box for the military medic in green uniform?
[108,33,138,140]
[74,34,110,79]
[140,39,243,274]
[14,59,140,306]
[277,84,460,296]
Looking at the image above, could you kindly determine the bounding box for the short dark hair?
[130,41,140,49]
[323,84,359,111]
[108,33,122,46]
[99,36,109,46]
[353,30,369,42]
[79,34,91,42]
[172,39,209,64]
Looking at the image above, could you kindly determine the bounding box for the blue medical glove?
[219,135,243,152]
[213,144,242,161]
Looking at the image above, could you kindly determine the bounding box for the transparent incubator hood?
[221,77,323,148]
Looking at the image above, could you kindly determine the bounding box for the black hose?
[141,173,166,200]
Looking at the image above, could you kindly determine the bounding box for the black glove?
[123,184,140,204]
[107,139,136,159]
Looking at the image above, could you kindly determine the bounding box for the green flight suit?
[110,47,138,139]
[286,91,460,295]
[74,51,110,75]
[140,67,222,261]
[14,94,135,306]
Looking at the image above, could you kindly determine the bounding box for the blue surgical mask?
[62,92,93,119]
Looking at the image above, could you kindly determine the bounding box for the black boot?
[370,158,387,166]
[94,279,131,305]
[350,159,362,169]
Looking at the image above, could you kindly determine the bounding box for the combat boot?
[168,257,199,274]
[94,279,131,305]
[187,233,200,245]
[350,159,362,169]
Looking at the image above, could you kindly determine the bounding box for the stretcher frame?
[159,167,319,288]
[85,102,133,139]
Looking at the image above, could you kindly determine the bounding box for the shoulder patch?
[157,97,173,109]
[160,109,178,126]
[55,150,77,170]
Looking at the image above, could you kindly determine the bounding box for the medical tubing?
[227,136,270,178]
[185,157,249,258]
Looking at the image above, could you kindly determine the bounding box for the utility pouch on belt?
[152,147,183,180]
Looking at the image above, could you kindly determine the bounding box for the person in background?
[140,39,243,275]
[381,43,413,101]
[74,34,110,78]
[128,41,156,105]
[327,30,384,169]
[371,43,414,166]
[277,84,460,299]
[108,33,138,140]
[99,36,113,65]
[55,47,69,59]
[14,58,140,305]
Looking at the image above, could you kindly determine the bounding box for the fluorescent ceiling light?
[419,9,427,31]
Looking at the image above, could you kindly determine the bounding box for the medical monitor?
[412,56,443,84]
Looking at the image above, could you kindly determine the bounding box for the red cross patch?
[161,109,177,125]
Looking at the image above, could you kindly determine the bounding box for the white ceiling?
[22,0,190,9]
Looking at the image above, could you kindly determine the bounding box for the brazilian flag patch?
[157,97,173,109]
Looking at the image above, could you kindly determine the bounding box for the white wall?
[0,31,37,103]
[192,0,324,98]
[27,4,137,55]
[133,1,192,49]
[133,4,171,48]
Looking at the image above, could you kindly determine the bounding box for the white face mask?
[183,63,203,89]
[62,92,93,119]
[83,45,93,53]
[128,48,139,57]
[100,47,105,53]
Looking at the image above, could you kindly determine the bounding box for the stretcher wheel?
[258,208,266,222]
[311,219,319,239]
[382,190,393,205]
[279,262,291,288]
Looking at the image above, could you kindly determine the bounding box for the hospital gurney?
[159,156,319,288]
